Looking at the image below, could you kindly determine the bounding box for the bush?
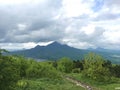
[57,57,73,73]
[72,68,81,73]
[82,53,111,82]
[26,61,60,79]
[0,56,20,90]
[111,65,120,78]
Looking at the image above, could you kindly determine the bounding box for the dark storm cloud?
[0,0,63,43]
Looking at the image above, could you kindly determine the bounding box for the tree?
[73,60,83,70]
[12,56,30,78]
[57,57,73,73]
[0,56,20,90]
[112,65,120,78]
[52,61,58,68]
[82,53,111,82]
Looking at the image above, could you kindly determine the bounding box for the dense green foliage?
[57,57,73,73]
[82,53,111,82]
[0,50,61,90]
[26,61,60,79]
[0,49,120,90]
[0,56,20,90]
[111,65,120,78]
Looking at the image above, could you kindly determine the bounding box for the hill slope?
[11,42,87,60]
[11,42,120,63]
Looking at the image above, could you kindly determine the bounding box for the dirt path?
[65,76,93,90]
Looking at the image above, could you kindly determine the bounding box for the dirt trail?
[65,76,93,90]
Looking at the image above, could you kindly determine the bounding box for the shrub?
[26,62,60,79]
[0,56,20,90]
[57,57,73,73]
[72,68,81,73]
[82,53,111,82]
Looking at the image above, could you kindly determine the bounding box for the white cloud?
[68,41,95,49]
[103,30,120,44]
[0,0,45,5]
[0,41,53,50]
[81,24,95,35]
[62,0,93,18]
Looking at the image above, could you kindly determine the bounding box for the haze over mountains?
[11,42,120,64]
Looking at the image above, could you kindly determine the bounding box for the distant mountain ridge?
[11,42,120,63]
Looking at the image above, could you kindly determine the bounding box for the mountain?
[10,42,120,63]
[11,42,86,60]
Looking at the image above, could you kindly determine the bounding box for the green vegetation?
[57,57,73,73]
[0,49,120,90]
[68,73,120,90]
[82,53,111,82]
[67,53,120,90]
[16,78,85,90]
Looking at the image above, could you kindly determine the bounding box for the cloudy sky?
[0,0,120,50]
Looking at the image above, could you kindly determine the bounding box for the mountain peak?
[47,41,61,46]
[35,45,40,47]
[34,45,45,49]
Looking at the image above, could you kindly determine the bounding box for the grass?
[16,78,85,90]
[67,73,120,90]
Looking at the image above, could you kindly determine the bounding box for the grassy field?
[68,73,120,90]
[16,75,120,90]
[16,78,85,90]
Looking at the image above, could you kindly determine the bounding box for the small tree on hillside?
[82,53,111,82]
[57,57,73,73]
